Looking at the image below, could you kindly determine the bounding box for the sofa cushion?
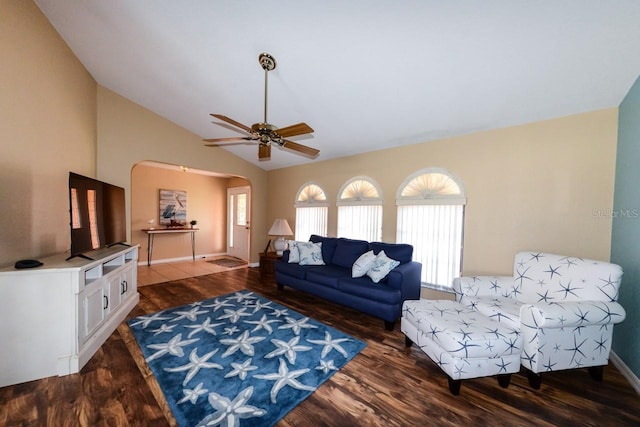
[298,241,325,265]
[369,242,413,264]
[331,238,370,268]
[352,250,376,278]
[306,265,351,288]
[367,250,400,283]
[310,235,338,264]
[337,276,402,304]
[275,261,316,280]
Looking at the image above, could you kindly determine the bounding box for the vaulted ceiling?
[35,1,640,170]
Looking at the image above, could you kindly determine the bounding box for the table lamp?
[268,219,293,255]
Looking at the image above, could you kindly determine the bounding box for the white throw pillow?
[287,240,302,263]
[367,250,400,283]
[352,250,376,278]
[298,242,325,265]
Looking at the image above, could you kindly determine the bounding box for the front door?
[227,186,251,260]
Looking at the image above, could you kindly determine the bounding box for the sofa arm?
[386,261,422,300]
[452,276,513,301]
[520,300,627,329]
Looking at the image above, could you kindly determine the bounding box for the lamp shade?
[268,219,293,236]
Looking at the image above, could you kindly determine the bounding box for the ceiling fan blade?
[205,142,258,147]
[203,137,254,143]
[258,143,271,160]
[204,137,258,147]
[210,114,253,134]
[281,139,319,157]
[276,122,314,138]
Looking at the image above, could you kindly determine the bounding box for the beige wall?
[96,87,269,263]
[131,164,234,263]
[0,0,96,265]
[0,0,619,277]
[268,109,618,276]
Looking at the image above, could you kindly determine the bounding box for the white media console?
[0,245,139,387]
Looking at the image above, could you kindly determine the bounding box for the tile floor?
[137,256,248,286]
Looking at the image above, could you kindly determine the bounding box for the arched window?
[294,182,328,240]
[396,168,466,290]
[337,176,382,241]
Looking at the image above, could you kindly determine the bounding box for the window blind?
[337,205,382,241]
[397,204,463,288]
[295,206,328,241]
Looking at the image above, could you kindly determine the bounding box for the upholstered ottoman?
[401,299,522,395]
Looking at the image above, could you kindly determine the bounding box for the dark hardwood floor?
[1,267,639,426]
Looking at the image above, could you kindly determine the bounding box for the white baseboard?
[610,351,640,396]
[137,252,227,266]
[137,254,258,268]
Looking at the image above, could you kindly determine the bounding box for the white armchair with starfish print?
[452,251,626,389]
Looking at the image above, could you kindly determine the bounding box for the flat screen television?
[67,172,127,260]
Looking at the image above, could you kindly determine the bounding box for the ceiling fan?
[204,53,319,161]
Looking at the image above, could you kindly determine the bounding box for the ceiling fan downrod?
[259,53,276,126]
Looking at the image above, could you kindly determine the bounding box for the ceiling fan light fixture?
[258,142,271,160]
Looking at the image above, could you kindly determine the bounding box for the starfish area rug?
[127,290,366,426]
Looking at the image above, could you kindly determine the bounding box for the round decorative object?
[259,53,276,71]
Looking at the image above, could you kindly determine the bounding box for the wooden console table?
[143,228,198,266]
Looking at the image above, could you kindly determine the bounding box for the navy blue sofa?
[275,235,422,330]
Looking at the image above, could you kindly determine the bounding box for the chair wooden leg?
[588,366,604,382]
[527,370,542,389]
[405,336,413,347]
[447,376,462,395]
[497,374,512,388]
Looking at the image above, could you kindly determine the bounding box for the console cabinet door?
[81,281,107,343]
[107,274,122,315]
[120,266,135,303]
